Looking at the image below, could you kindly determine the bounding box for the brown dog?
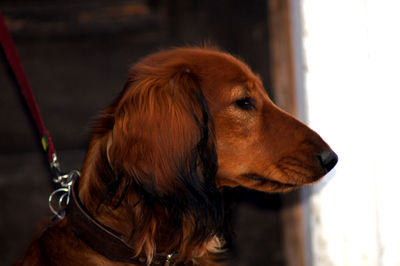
[15,47,337,265]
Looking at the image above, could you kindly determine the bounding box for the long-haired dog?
[15,47,337,265]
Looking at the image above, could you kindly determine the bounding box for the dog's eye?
[235,97,255,110]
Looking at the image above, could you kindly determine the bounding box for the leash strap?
[0,11,72,217]
[0,11,57,165]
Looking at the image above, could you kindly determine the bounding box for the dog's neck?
[76,139,222,265]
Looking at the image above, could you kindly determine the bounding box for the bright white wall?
[301,0,400,265]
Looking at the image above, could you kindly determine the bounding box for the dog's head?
[110,48,336,192]
[97,47,338,204]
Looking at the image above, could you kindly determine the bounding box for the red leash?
[0,11,79,217]
[0,11,59,170]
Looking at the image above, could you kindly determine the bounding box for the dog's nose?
[318,150,338,173]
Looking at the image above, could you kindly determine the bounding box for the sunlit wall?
[301,0,400,265]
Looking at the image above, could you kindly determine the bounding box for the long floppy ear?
[109,63,223,243]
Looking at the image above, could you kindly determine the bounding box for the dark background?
[0,1,286,265]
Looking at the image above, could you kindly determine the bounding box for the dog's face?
[208,78,336,192]
[108,48,337,197]
[161,48,337,193]
[189,54,338,192]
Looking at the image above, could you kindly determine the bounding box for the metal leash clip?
[48,153,80,219]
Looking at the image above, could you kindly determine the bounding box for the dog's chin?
[239,173,327,193]
[239,173,296,193]
[217,172,325,193]
[264,176,328,193]
[265,185,299,193]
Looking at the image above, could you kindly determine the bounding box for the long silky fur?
[86,62,225,264]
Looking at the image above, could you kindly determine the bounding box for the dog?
[15,47,337,265]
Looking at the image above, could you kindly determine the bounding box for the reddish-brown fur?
[15,47,337,265]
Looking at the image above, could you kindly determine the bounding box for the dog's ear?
[108,63,223,238]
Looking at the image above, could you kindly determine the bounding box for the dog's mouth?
[241,173,297,192]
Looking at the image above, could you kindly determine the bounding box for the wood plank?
[267,1,307,266]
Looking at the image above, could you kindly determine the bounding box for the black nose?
[318,150,338,173]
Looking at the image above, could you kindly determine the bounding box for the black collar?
[66,177,177,265]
